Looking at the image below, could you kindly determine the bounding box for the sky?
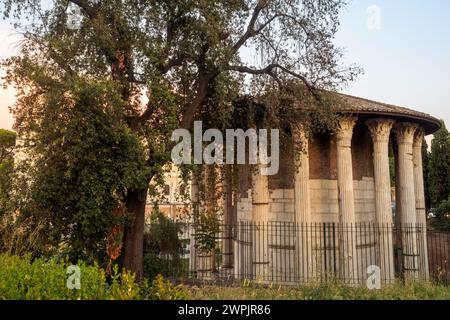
[0,0,449,136]
[334,0,450,133]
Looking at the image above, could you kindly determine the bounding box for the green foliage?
[10,78,149,260]
[0,159,14,217]
[0,253,189,300]
[433,198,450,231]
[0,129,16,217]
[146,274,189,300]
[143,252,171,281]
[422,138,431,212]
[195,165,221,254]
[0,254,140,300]
[1,0,360,274]
[389,143,396,187]
[0,217,47,256]
[0,130,16,252]
[144,210,183,256]
[195,212,220,254]
[188,280,450,300]
[428,121,450,207]
[0,129,16,162]
[143,210,184,279]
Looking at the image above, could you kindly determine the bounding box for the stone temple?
[222,93,441,285]
[150,93,442,285]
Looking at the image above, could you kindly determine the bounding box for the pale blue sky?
[335,0,450,131]
[0,0,449,134]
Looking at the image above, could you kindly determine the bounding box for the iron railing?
[144,222,450,285]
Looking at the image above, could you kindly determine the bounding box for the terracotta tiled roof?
[334,93,441,134]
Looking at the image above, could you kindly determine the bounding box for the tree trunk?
[121,186,148,280]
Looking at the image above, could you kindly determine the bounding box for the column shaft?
[413,129,429,280]
[293,126,314,282]
[395,122,419,280]
[366,118,396,284]
[252,161,270,280]
[336,117,358,283]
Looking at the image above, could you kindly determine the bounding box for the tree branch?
[226,63,323,104]
[68,0,97,18]
[180,71,219,130]
[231,0,268,53]
[158,54,187,74]
[253,13,280,35]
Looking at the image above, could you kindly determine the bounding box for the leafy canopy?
[1,0,359,260]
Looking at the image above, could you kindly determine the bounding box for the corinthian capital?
[413,127,425,148]
[366,118,396,143]
[394,122,419,145]
[336,116,358,145]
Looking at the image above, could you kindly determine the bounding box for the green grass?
[187,280,450,300]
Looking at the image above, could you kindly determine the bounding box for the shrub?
[0,253,190,300]
[146,274,189,300]
[0,254,140,300]
[143,252,171,280]
[144,210,183,256]
[143,210,184,279]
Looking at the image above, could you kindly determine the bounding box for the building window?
[163,184,170,196]
[179,184,189,197]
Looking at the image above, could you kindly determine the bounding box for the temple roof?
[335,93,441,134]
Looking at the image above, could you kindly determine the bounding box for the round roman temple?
[230,93,441,284]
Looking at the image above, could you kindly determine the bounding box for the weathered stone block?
[270,189,284,199]
[270,202,284,213]
[285,203,294,213]
[284,189,294,199]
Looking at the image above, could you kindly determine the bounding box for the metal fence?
[144,222,450,286]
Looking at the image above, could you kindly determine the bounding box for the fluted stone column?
[366,118,396,283]
[394,122,419,280]
[336,116,358,283]
[413,128,430,280]
[252,166,269,222]
[252,161,270,280]
[293,125,314,282]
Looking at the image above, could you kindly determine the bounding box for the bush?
[143,210,184,279]
[144,210,183,256]
[143,252,171,280]
[0,254,141,300]
[146,274,189,300]
[0,253,189,300]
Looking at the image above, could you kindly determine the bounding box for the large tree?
[1,0,359,277]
